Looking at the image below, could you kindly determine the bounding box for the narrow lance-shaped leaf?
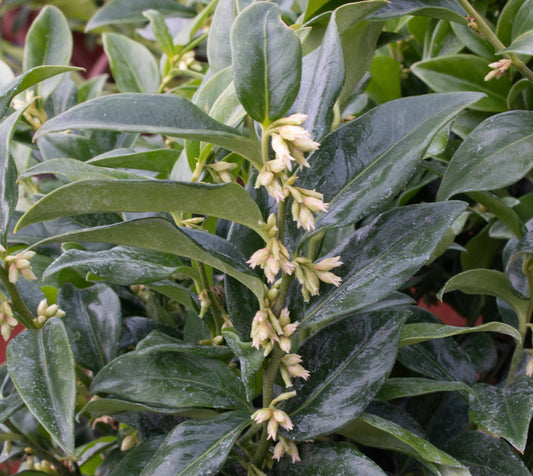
[91,351,249,410]
[231,2,302,124]
[0,66,81,116]
[438,111,533,200]
[376,378,474,401]
[87,149,180,174]
[58,284,122,372]
[23,5,72,99]
[33,94,261,164]
[141,411,251,476]
[23,218,265,302]
[299,92,482,237]
[302,201,467,328]
[6,318,76,455]
[86,0,195,31]
[281,309,409,440]
[469,375,533,452]
[16,180,267,240]
[362,0,466,23]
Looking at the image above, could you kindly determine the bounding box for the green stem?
[0,267,36,329]
[306,230,326,261]
[197,262,224,335]
[272,274,294,317]
[276,200,287,244]
[455,0,533,84]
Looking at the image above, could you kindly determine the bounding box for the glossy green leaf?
[366,0,466,23]
[302,202,467,328]
[24,218,265,302]
[16,180,267,239]
[141,411,250,476]
[78,397,183,418]
[103,33,160,93]
[58,284,121,372]
[6,318,75,454]
[222,329,263,402]
[496,0,526,45]
[503,31,533,55]
[290,13,344,140]
[511,0,533,41]
[45,246,183,285]
[143,10,175,57]
[509,232,533,271]
[206,0,235,72]
[469,375,533,452]
[300,93,481,235]
[275,442,386,475]
[305,0,386,22]
[438,269,529,322]
[0,107,27,242]
[412,55,510,112]
[36,133,104,162]
[136,331,232,359]
[147,281,198,311]
[87,148,180,174]
[442,430,531,476]
[231,2,301,124]
[109,437,164,476]
[376,378,473,401]
[23,6,72,99]
[0,393,24,424]
[21,159,146,182]
[366,55,401,104]
[91,351,249,410]
[438,111,533,200]
[400,321,522,347]
[86,0,194,31]
[341,413,468,474]
[282,309,409,440]
[33,94,261,163]
[0,66,81,117]
[450,21,494,58]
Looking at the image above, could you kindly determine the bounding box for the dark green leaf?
[469,375,533,452]
[340,413,468,474]
[143,10,175,57]
[412,55,510,112]
[438,111,533,200]
[450,22,494,58]
[7,318,75,454]
[442,430,531,476]
[0,393,24,424]
[304,0,387,22]
[496,0,526,45]
[87,148,180,174]
[302,202,467,328]
[222,329,263,402]
[91,351,249,410]
[207,0,236,72]
[376,378,473,401]
[141,411,250,476]
[0,66,81,117]
[147,281,198,311]
[290,13,344,140]
[23,6,72,99]
[17,180,267,239]
[58,284,121,372]
[282,309,409,440]
[366,55,401,104]
[136,331,232,359]
[78,398,185,418]
[108,436,164,476]
[45,246,183,285]
[399,321,522,347]
[231,2,301,124]
[24,218,265,302]
[103,33,160,93]
[275,442,386,475]
[509,232,533,271]
[437,269,529,322]
[37,133,104,162]
[86,0,195,31]
[367,0,467,23]
[33,94,261,163]
[503,31,533,55]
[300,93,481,234]
[0,108,26,242]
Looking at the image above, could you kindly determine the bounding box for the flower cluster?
[34,299,65,328]
[273,437,300,463]
[294,256,343,302]
[4,250,37,283]
[484,59,512,81]
[284,178,328,231]
[251,406,293,441]
[0,301,17,341]
[204,161,238,183]
[247,214,294,283]
[251,307,298,356]
[280,354,310,388]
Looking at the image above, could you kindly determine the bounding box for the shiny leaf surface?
[282,309,409,440]
[366,0,466,23]
[141,411,250,475]
[91,351,249,410]
[108,437,164,476]
[58,284,122,372]
[87,148,180,174]
[302,202,467,328]
[7,318,75,454]
[299,93,481,234]
[469,375,533,452]
[231,2,301,123]
[376,378,473,401]
[33,94,261,162]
